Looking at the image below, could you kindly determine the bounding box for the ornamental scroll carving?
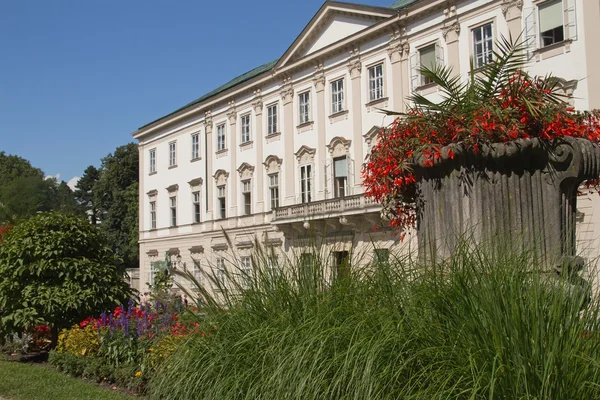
[213,169,229,186]
[295,145,316,164]
[237,162,255,180]
[263,155,283,174]
[327,137,352,158]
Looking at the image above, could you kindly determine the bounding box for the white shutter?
[565,0,577,41]
[311,163,315,202]
[297,164,302,203]
[324,161,331,199]
[524,7,538,60]
[410,51,420,90]
[347,157,355,196]
[435,41,445,67]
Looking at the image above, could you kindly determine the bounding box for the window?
[472,23,493,68]
[374,249,390,264]
[150,201,156,229]
[191,133,200,159]
[217,185,226,219]
[539,0,564,47]
[331,79,344,114]
[267,104,278,134]
[242,180,251,215]
[368,64,384,101]
[216,258,227,287]
[419,45,436,86]
[169,196,177,227]
[333,251,350,279]
[241,114,250,143]
[149,149,156,173]
[300,164,312,203]
[169,142,177,167]
[269,173,279,210]
[240,257,252,289]
[333,157,348,198]
[299,91,310,124]
[266,253,279,278]
[192,191,200,223]
[217,124,226,151]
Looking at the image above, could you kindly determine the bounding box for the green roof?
[389,0,420,9]
[138,1,423,132]
[138,59,278,130]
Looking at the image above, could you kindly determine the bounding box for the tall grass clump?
[149,238,600,399]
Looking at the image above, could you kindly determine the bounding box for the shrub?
[57,323,100,357]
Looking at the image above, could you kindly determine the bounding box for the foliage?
[0,152,82,223]
[363,38,600,229]
[94,143,139,269]
[57,323,100,357]
[148,241,600,400]
[0,224,9,242]
[74,165,101,224]
[0,211,132,345]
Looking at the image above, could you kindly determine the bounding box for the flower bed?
[49,299,202,394]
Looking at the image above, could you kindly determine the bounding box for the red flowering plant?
[363,38,600,230]
[0,224,10,242]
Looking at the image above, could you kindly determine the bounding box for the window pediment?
[364,125,384,148]
[214,169,229,186]
[264,155,283,174]
[237,162,255,180]
[327,136,352,158]
[295,145,317,163]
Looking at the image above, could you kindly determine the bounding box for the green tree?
[94,143,139,269]
[0,212,133,347]
[0,151,44,187]
[74,165,100,224]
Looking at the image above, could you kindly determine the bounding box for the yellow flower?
[135,371,142,377]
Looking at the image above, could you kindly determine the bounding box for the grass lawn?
[0,358,132,400]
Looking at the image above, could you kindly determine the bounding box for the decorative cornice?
[252,90,263,114]
[205,110,213,132]
[146,189,158,196]
[501,0,523,16]
[313,62,326,92]
[263,155,283,171]
[227,101,237,124]
[166,184,179,192]
[348,48,362,79]
[442,20,460,42]
[189,245,204,254]
[146,249,159,257]
[188,177,203,187]
[327,136,352,157]
[294,145,317,162]
[237,162,255,178]
[213,169,229,182]
[387,26,407,63]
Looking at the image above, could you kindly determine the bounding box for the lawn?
[0,358,132,400]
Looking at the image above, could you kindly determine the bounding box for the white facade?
[133,0,600,292]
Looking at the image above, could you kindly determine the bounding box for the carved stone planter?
[413,137,600,269]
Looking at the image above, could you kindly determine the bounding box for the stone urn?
[413,137,600,273]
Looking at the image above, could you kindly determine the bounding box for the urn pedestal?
[414,137,600,272]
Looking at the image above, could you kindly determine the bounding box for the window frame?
[538,0,565,48]
[367,63,385,101]
[217,185,226,219]
[333,156,348,199]
[192,191,201,223]
[169,196,177,227]
[330,78,345,114]
[216,258,227,287]
[298,91,311,125]
[267,103,278,134]
[241,179,252,216]
[240,114,251,144]
[191,133,200,160]
[471,22,494,69]
[299,164,313,204]
[150,200,156,230]
[217,124,226,151]
[240,256,252,289]
[149,148,156,174]
[268,173,279,210]
[168,141,177,167]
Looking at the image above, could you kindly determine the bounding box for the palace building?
[132,0,600,292]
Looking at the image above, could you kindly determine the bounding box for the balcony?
[271,194,382,235]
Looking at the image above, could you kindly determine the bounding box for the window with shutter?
[539,0,564,47]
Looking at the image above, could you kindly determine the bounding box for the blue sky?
[0,0,395,188]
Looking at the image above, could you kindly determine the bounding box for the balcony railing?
[272,194,379,222]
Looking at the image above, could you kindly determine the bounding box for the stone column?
[442,5,460,75]
[227,102,238,218]
[281,78,296,205]
[253,91,265,213]
[400,42,410,111]
[204,111,214,221]
[314,63,327,200]
[582,0,600,110]
[388,29,406,113]
[502,0,523,43]
[349,49,364,193]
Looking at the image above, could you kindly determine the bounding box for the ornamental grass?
[148,238,600,399]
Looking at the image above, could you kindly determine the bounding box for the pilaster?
[281,77,296,205]
[501,0,523,42]
[204,111,214,221]
[442,3,460,75]
[582,0,600,109]
[348,48,364,193]
[387,27,407,113]
[252,90,265,213]
[227,101,238,219]
[313,63,327,199]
